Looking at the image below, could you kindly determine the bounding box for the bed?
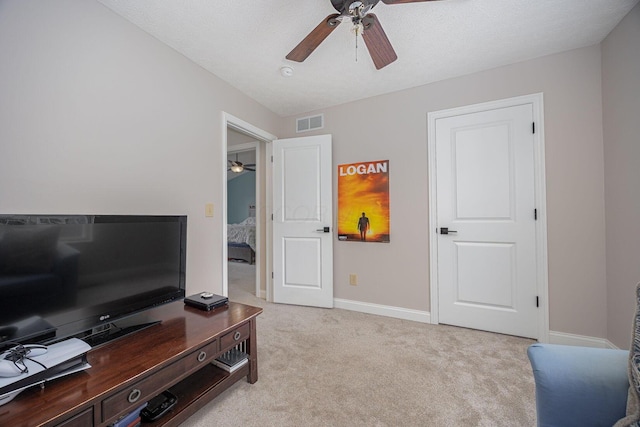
[227,216,256,264]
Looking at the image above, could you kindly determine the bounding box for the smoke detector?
[280,66,294,77]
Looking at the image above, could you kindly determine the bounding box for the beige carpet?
[182,262,537,427]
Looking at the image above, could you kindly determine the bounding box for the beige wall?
[603,3,640,349]
[0,0,281,296]
[278,45,608,339]
[2,0,631,343]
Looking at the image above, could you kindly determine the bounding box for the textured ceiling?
[97,0,639,117]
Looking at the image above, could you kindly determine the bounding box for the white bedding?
[227,217,256,251]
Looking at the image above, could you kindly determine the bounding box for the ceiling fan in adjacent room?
[286,0,441,70]
[228,154,255,173]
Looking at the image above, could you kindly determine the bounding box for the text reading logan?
[339,161,388,176]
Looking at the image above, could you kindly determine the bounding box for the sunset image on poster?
[337,160,390,243]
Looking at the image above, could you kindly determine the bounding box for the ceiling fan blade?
[381,0,441,4]
[361,14,397,70]
[245,167,256,172]
[286,13,341,62]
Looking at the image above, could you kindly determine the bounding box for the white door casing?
[428,94,548,340]
[272,134,333,308]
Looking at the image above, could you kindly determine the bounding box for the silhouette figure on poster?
[357,212,370,241]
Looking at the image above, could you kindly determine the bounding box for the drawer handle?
[128,389,142,403]
[233,331,241,341]
[197,351,207,362]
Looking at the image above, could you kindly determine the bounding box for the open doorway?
[222,113,276,301]
[227,143,257,295]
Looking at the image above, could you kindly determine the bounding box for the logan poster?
[337,160,390,243]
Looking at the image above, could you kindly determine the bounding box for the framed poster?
[337,160,390,243]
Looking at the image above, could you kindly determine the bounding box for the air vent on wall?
[296,114,324,133]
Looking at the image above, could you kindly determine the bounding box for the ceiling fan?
[286,0,441,70]
[228,154,255,173]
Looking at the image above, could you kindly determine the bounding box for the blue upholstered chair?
[527,343,629,426]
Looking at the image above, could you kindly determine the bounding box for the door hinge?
[534,208,537,220]
[536,296,539,307]
[271,214,273,221]
[271,155,273,162]
[272,272,274,279]
[532,122,535,134]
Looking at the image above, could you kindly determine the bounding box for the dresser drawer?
[220,322,250,352]
[55,407,93,427]
[101,339,218,422]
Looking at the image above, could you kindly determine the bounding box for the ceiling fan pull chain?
[353,21,364,63]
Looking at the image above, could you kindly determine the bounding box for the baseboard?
[333,298,430,323]
[548,330,618,349]
[332,299,617,348]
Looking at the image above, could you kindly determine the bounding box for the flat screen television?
[0,214,186,348]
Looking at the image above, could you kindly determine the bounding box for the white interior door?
[272,134,333,308]
[433,102,539,338]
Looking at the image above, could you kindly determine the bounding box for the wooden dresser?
[0,301,263,427]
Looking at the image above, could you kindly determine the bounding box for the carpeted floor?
[182,262,537,426]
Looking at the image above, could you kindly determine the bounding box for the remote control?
[140,390,177,422]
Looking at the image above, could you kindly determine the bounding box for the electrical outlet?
[349,274,357,286]
[205,203,214,217]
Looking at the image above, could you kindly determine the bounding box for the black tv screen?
[0,215,186,346]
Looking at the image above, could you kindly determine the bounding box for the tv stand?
[0,301,262,426]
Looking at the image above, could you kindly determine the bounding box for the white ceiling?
[97,0,638,117]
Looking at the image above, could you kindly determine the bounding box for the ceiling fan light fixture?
[230,164,244,173]
[348,1,369,18]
